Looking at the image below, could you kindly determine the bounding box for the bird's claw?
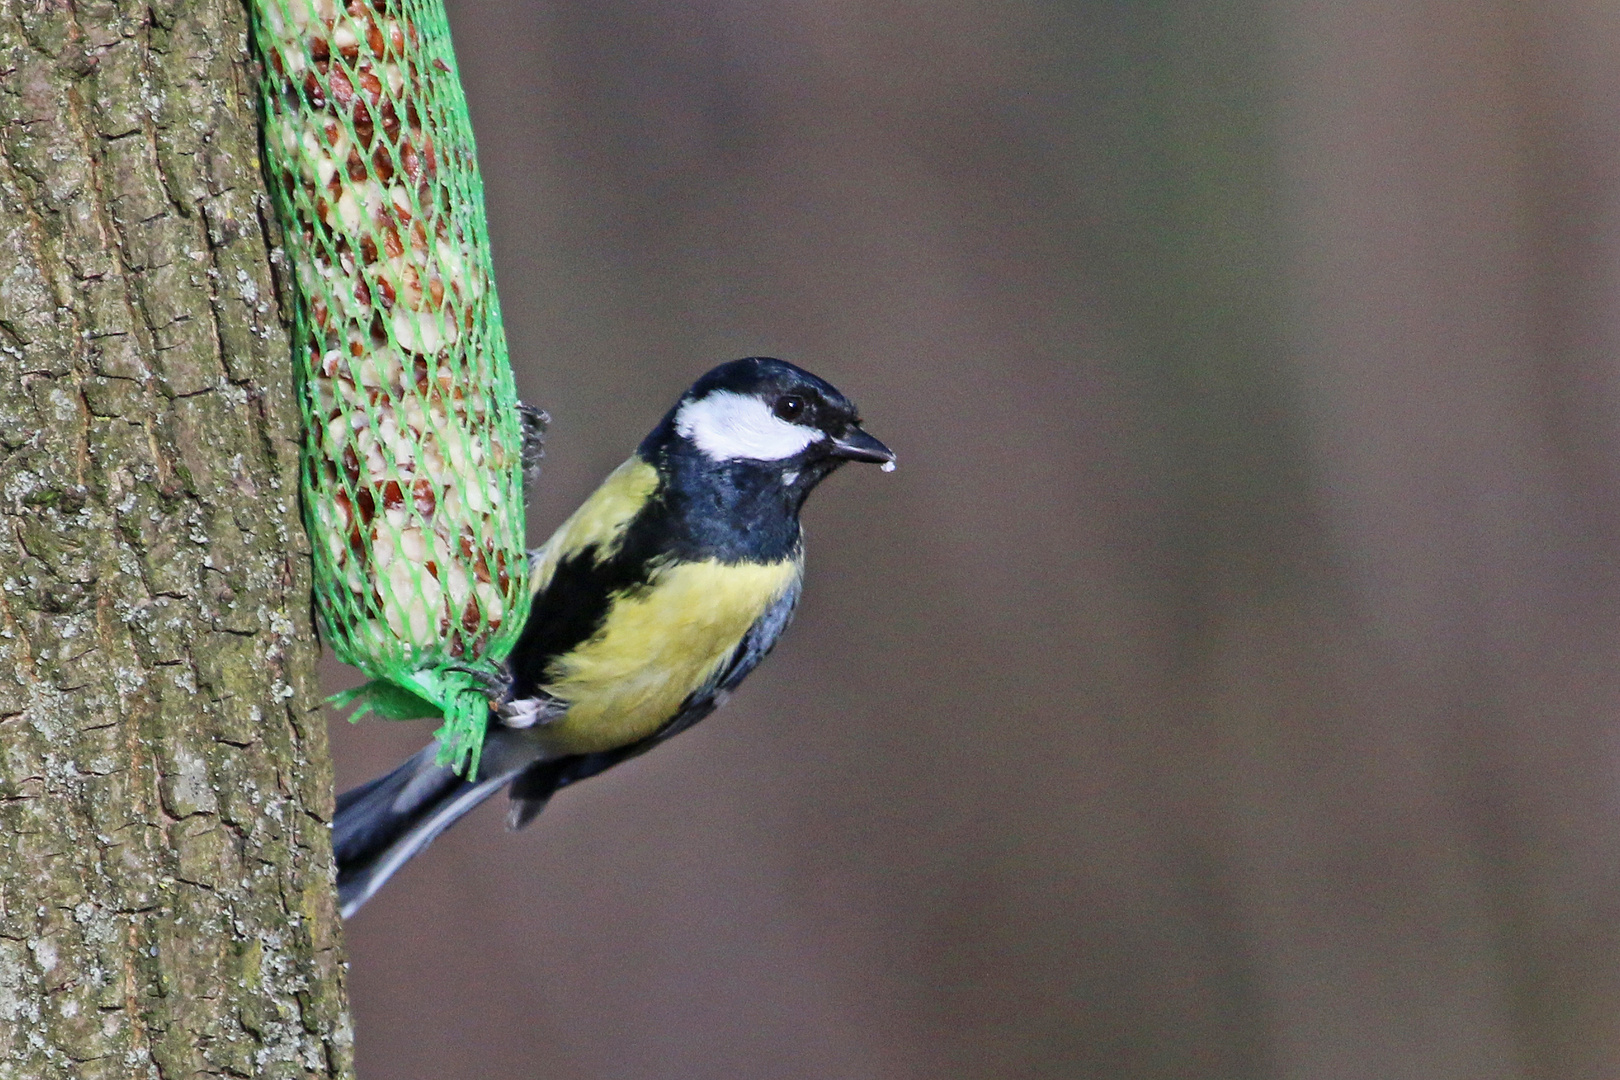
[442,661,514,703]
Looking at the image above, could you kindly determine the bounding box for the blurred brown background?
[325,1,1620,1076]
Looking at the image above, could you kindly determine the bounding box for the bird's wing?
[711,572,802,695]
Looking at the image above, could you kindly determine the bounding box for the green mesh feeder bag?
[251,0,533,775]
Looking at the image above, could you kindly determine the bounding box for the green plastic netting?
[250,0,531,775]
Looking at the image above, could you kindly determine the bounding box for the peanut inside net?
[252,0,531,774]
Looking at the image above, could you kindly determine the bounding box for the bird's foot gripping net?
[250,0,530,776]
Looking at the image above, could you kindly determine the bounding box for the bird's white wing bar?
[675,390,825,462]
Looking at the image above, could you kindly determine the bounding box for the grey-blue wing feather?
[713,575,801,694]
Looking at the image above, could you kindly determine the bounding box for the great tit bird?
[334,357,894,917]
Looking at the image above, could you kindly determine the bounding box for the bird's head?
[652,358,895,488]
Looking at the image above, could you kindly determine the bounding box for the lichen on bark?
[0,0,353,1076]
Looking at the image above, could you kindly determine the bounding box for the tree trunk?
[0,0,353,1076]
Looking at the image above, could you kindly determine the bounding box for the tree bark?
[0,0,353,1076]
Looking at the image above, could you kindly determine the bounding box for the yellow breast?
[535,556,802,755]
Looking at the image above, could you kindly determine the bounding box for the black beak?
[829,425,896,466]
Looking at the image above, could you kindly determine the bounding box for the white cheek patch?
[674,390,824,462]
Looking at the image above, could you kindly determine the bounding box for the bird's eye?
[773,395,807,422]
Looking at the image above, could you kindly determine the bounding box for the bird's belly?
[536,558,800,754]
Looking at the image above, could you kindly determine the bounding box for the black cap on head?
[687,357,854,411]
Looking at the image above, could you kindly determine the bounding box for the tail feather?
[334,743,524,918]
[331,723,676,916]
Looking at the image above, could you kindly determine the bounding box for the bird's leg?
[441,660,564,729]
